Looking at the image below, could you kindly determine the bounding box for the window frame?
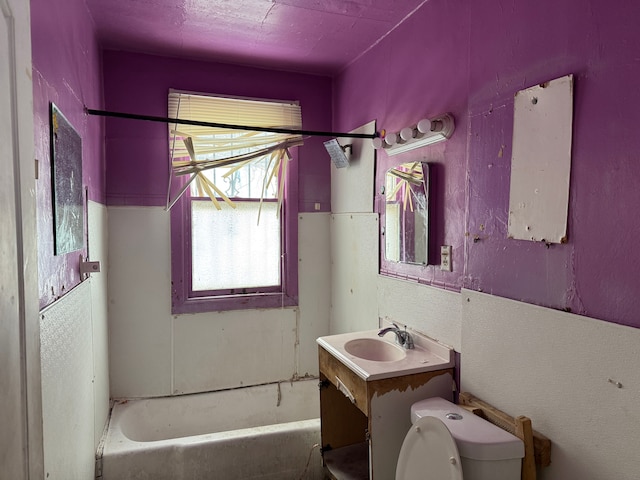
[169,93,300,315]
[171,184,299,314]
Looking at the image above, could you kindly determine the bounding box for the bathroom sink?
[317,329,454,381]
[344,338,407,362]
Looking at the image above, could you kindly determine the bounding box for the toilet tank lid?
[411,397,524,461]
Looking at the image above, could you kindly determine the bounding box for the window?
[169,90,301,314]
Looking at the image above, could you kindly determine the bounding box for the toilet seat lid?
[396,416,463,480]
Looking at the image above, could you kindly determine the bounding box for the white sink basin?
[317,329,454,381]
[344,338,407,362]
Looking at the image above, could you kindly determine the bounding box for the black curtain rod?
[85,108,378,140]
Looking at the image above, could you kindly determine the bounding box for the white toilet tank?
[411,397,524,480]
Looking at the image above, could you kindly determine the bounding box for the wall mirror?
[50,103,83,255]
[384,162,429,265]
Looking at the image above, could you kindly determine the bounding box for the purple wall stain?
[31,0,105,309]
[335,0,640,328]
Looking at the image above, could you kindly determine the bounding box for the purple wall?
[335,0,469,291]
[102,51,333,213]
[31,0,105,308]
[335,0,640,328]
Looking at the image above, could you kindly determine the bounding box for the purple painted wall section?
[335,0,640,328]
[31,0,105,308]
[102,51,333,213]
[466,0,640,328]
[334,0,469,291]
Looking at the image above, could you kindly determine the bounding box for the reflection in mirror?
[384,162,429,265]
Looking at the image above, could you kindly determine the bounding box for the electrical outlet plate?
[440,245,452,271]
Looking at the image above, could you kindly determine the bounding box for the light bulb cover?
[400,127,416,141]
[416,118,433,134]
[384,132,399,146]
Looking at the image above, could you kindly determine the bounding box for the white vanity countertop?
[317,329,454,381]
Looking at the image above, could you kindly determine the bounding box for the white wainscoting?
[108,207,333,398]
[461,289,640,480]
[40,281,95,479]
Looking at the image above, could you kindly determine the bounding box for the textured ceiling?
[85,0,427,75]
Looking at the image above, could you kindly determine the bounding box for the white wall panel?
[297,213,331,376]
[107,206,172,397]
[461,289,640,480]
[509,75,573,243]
[40,281,95,480]
[172,308,298,394]
[330,213,379,334]
[88,200,110,445]
[377,276,461,351]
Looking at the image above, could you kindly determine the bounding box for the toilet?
[396,397,525,480]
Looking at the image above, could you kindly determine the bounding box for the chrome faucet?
[378,323,414,349]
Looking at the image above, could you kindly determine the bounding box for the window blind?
[166,90,303,210]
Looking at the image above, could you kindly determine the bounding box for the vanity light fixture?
[324,139,352,168]
[374,113,455,156]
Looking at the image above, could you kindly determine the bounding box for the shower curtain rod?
[85,108,378,139]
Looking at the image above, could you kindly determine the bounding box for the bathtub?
[98,379,322,480]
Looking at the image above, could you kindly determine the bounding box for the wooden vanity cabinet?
[319,345,454,480]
